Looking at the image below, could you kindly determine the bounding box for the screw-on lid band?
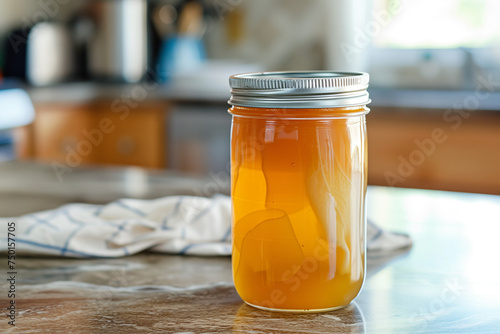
[229,71,371,109]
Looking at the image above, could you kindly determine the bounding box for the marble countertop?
[1,163,500,333]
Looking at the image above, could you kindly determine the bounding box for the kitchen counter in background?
[23,81,500,110]
[26,81,230,105]
[1,173,499,333]
[0,162,227,217]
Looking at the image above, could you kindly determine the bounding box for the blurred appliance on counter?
[3,28,31,81]
[87,0,148,83]
[323,0,372,72]
[27,22,74,86]
[157,1,206,82]
[0,87,35,161]
[0,88,35,130]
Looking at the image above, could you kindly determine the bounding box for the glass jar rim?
[229,105,370,119]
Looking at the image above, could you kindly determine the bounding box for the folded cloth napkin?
[1,195,411,257]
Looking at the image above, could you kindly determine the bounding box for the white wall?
[203,0,372,72]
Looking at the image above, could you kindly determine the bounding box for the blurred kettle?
[27,22,74,86]
[87,0,148,83]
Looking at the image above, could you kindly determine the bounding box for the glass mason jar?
[228,72,371,312]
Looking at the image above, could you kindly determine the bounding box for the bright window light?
[373,0,500,48]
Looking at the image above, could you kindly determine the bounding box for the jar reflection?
[232,301,366,333]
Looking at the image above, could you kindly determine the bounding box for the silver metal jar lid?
[228,71,370,109]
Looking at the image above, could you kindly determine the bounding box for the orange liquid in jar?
[230,106,368,312]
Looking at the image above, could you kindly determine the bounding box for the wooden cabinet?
[16,100,168,169]
[367,106,500,195]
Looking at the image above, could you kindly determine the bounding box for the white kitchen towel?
[1,195,411,257]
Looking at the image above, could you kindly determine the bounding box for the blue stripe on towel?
[179,243,204,255]
[103,222,132,256]
[60,227,83,256]
[24,213,60,235]
[182,197,218,238]
[179,242,230,255]
[162,196,184,230]
[367,229,382,246]
[105,221,128,249]
[114,200,147,217]
[62,209,85,226]
[190,198,218,224]
[15,238,101,257]
[367,221,383,246]
[221,224,231,242]
[94,205,105,217]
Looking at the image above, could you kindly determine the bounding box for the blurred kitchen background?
[0,0,499,211]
